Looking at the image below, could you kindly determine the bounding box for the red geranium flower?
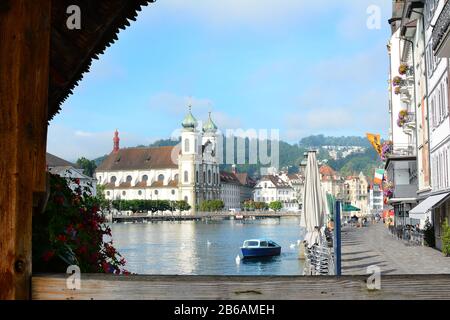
[56,234,67,242]
[42,250,55,262]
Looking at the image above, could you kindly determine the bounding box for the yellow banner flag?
[366,133,382,157]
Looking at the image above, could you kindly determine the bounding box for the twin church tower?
[95,107,222,211]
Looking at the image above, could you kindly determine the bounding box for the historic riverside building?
[253,174,300,211]
[95,108,221,212]
[387,0,450,250]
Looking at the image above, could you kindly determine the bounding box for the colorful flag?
[366,133,382,158]
[374,169,385,185]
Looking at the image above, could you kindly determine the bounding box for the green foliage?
[423,217,435,248]
[76,157,97,177]
[269,201,283,212]
[199,200,225,212]
[442,219,450,257]
[33,173,127,274]
[111,199,190,213]
[327,147,381,178]
[93,135,381,179]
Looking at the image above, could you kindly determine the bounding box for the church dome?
[202,112,218,133]
[182,106,198,129]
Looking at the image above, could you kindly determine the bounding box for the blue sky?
[48,0,392,161]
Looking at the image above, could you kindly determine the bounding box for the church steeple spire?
[113,129,120,153]
[181,105,198,130]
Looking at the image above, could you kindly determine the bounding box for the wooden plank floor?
[32,274,450,300]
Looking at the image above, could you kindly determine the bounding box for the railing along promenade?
[109,211,301,223]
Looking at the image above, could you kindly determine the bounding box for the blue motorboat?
[240,239,281,259]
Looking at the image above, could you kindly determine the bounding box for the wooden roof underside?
[49,0,154,120]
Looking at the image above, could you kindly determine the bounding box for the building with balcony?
[343,173,370,217]
[369,183,384,215]
[386,0,450,250]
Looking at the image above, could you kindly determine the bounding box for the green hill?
[92,135,381,179]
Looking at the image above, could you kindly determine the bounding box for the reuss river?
[110,217,306,275]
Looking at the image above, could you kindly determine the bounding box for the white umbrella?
[300,151,325,248]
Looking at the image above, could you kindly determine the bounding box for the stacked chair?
[303,232,335,276]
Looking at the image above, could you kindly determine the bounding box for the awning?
[342,204,360,212]
[409,192,450,219]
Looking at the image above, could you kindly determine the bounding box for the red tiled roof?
[97,146,178,171]
[319,165,336,176]
[220,171,241,185]
[235,173,256,187]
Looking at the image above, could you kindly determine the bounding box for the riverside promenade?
[342,223,450,275]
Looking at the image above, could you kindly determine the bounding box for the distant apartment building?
[220,171,242,211]
[253,175,299,211]
[319,165,344,200]
[343,173,369,217]
[369,183,384,215]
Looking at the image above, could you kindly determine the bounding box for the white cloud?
[47,125,154,161]
[148,92,243,130]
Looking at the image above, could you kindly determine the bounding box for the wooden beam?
[0,0,51,300]
[32,274,450,300]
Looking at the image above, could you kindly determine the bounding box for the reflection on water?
[110,217,306,275]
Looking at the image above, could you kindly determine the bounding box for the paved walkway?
[341,223,450,275]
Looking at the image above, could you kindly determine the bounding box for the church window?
[174,174,179,182]
[126,175,132,182]
[185,139,190,153]
[122,191,126,196]
[138,190,142,196]
[184,196,188,202]
[155,190,159,195]
[110,176,117,183]
[196,170,199,183]
[106,191,110,196]
[203,171,206,183]
[98,176,102,183]
[158,174,164,182]
[142,175,148,181]
[184,171,189,183]
[171,189,175,195]
[208,170,212,184]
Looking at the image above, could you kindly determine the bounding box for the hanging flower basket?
[397,109,408,127]
[392,76,402,86]
[399,64,409,75]
[381,141,393,161]
[383,181,394,199]
[394,87,401,95]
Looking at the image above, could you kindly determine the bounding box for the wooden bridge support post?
[0,0,51,299]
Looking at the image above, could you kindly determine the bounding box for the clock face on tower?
[203,141,215,162]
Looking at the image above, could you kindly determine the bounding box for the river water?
[110,217,306,275]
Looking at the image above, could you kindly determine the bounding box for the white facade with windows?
[95,108,221,212]
[253,175,299,211]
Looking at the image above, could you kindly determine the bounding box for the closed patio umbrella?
[300,151,325,248]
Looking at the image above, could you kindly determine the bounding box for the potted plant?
[394,86,401,95]
[33,173,128,274]
[392,76,402,86]
[398,63,409,75]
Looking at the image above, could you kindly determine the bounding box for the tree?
[199,200,224,212]
[76,157,97,177]
[269,201,283,212]
[442,220,450,257]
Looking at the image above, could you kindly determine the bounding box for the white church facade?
[95,108,221,211]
